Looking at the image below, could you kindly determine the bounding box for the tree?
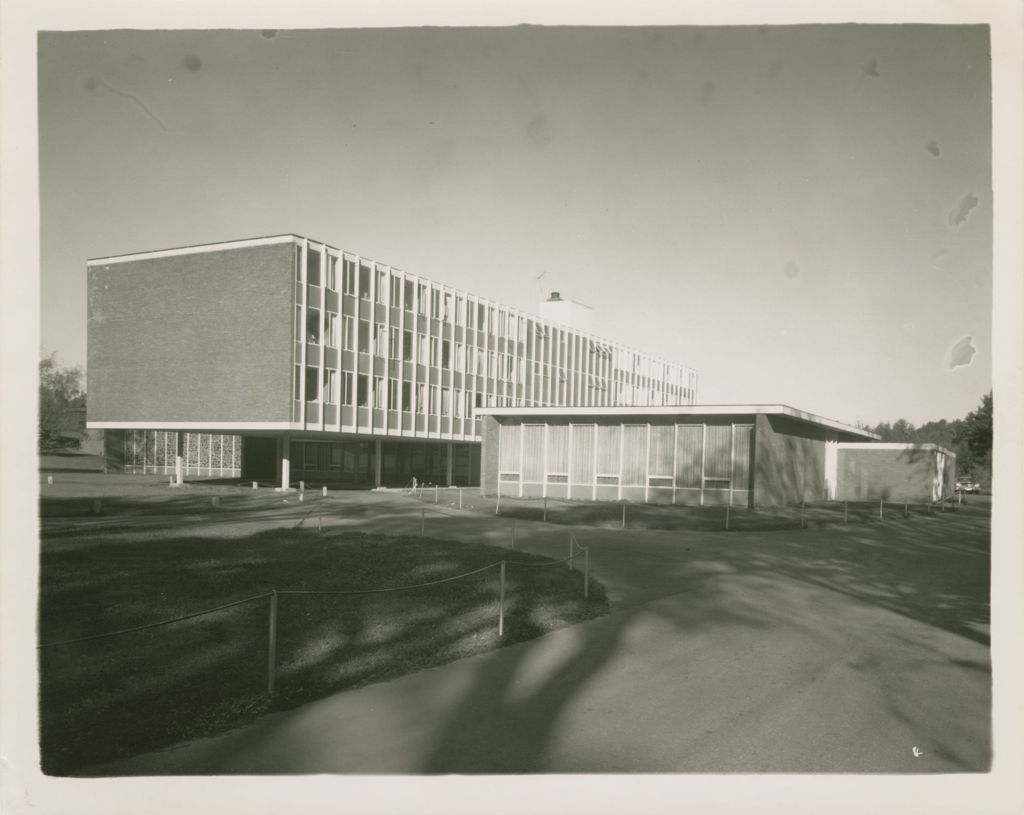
[39,351,85,451]
[954,391,993,483]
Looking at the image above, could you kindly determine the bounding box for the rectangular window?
[305,366,319,403]
[324,311,339,347]
[390,274,401,306]
[358,264,371,299]
[430,337,439,367]
[356,374,369,407]
[477,303,486,329]
[488,307,497,335]
[733,425,752,491]
[403,329,413,362]
[342,315,354,351]
[441,387,450,416]
[374,323,386,357]
[498,311,507,337]
[404,279,414,311]
[307,251,321,286]
[343,258,356,294]
[390,327,401,360]
[442,339,451,369]
[402,381,412,411]
[467,300,476,328]
[358,320,370,354]
[453,388,463,417]
[342,372,353,405]
[323,369,338,404]
[443,293,452,321]
[431,289,442,319]
[455,296,464,325]
[429,385,439,415]
[674,425,702,488]
[373,376,385,409]
[388,378,399,410]
[416,383,426,414]
[306,308,321,345]
[376,269,387,304]
[418,283,428,316]
[326,256,337,290]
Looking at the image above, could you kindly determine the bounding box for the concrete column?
[446,442,454,486]
[374,439,382,487]
[281,435,291,490]
[175,431,184,486]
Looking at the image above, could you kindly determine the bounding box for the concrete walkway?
[83,492,991,774]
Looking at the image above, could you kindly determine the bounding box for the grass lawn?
[38,528,607,775]
[405,486,964,532]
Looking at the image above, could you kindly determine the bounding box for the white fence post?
[267,590,278,696]
[498,561,506,637]
[584,547,590,599]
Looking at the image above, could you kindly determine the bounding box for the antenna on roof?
[536,270,546,299]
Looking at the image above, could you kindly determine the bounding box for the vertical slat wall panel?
[499,424,521,474]
[733,425,752,489]
[547,425,569,476]
[705,425,732,479]
[596,425,621,475]
[674,425,703,487]
[570,425,595,484]
[648,425,674,477]
[522,424,545,482]
[622,425,647,486]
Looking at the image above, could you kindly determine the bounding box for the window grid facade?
[497,421,752,506]
[290,236,698,443]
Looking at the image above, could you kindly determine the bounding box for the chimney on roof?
[548,291,561,301]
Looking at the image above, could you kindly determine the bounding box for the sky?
[37,24,992,427]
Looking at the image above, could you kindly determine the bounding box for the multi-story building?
[87,234,698,488]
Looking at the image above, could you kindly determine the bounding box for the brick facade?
[835,445,956,502]
[88,243,295,424]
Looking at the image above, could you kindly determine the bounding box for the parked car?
[956,480,981,494]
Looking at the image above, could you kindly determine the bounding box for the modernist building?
[477,406,954,507]
[87,235,698,488]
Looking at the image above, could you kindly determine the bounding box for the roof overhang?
[474,404,880,440]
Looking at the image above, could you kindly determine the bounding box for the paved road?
[80,492,991,775]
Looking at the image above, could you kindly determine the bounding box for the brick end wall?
[836,447,956,502]
[88,243,296,424]
[753,414,830,506]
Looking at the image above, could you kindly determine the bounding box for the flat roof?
[474,404,880,440]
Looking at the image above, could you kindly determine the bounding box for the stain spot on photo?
[925,141,941,157]
[948,335,976,368]
[261,30,278,40]
[864,58,881,78]
[84,77,97,92]
[949,193,979,227]
[184,55,202,72]
[783,260,800,280]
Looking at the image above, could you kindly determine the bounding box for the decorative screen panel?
[596,425,621,475]
[570,425,595,484]
[622,425,647,486]
[733,425,752,489]
[649,425,674,478]
[523,424,545,482]
[499,424,521,475]
[674,425,702,488]
[547,424,569,475]
[705,425,732,480]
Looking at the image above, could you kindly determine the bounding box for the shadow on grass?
[39,528,607,776]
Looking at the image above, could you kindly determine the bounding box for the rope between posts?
[37,592,274,649]
[505,555,573,568]
[276,562,501,596]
